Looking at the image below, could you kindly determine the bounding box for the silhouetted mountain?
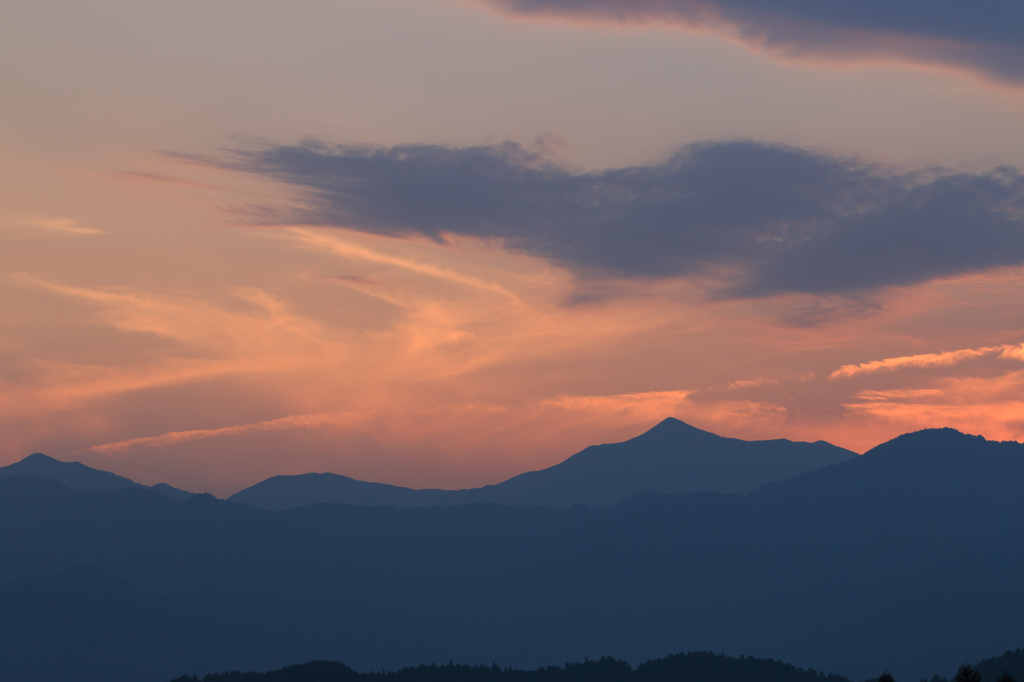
[0,452,195,501]
[229,418,856,510]
[230,473,458,510]
[149,482,197,502]
[634,652,850,682]
[3,427,1024,682]
[167,651,853,682]
[976,648,1024,682]
[0,452,138,491]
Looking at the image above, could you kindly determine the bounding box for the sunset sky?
[3,0,1024,496]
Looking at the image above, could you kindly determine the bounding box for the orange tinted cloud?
[2,216,108,236]
[1,221,713,491]
[288,228,523,302]
[843,370,1024,443]
[829,344,1024,379]
[4,244,1020,492]
[88,412,363,456]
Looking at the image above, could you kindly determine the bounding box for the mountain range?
[0,419,856,510]
[0,452,195,501]
[2,424,1024,682]
[227,418,856,509]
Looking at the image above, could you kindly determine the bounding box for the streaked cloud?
[724,378,779,390]
[481,0,1024,86]
[842,370,1024,443]
[208,139,1024,300]
[829,343,1024,379]
[3,217,108,236]
[287,228,522,301]
[542,389,693,414]
[853,388,945,402]
[88,412,360,455]
[702,377,783,392]
[0,235,709,491]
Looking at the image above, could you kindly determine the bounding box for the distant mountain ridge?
[2,427,1024,681]
[228,418,857,510]
[0,418,854,510]
[0,453,195,502]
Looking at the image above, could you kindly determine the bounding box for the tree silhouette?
[955,664,981,682]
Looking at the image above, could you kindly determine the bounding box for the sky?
[2,0,1024,496]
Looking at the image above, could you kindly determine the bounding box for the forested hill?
[169,652,854,682]
[977,649,1024,682]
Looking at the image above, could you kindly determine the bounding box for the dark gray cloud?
[213,139,1024,299]
[484,0,1024,85]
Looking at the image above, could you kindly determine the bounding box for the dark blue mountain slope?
[0,452,195,501]
[1,428,1022,682]
[229,418,856,510]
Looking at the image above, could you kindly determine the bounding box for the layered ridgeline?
[169,651,855,682]
[169,654,1020,682]
[0,452,195,501]
[228,418,856,509]
[3,428,1024,682]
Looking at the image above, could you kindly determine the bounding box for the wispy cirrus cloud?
[853,388,945,402]
[0,237,708,491]
[88,412,361,455]
[204,139,1024,301]
[830,344,1024,379]
[3,217,107,236]
[287,228,522,302]
[542,389,693,415]
[841,370,1024,442]
[479,0,1024,87]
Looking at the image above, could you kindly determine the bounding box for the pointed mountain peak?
[1,452,198,501]
[10,453,84,472]
[640,417,721,441]
[20,452,60,464]
[0,452,138,492]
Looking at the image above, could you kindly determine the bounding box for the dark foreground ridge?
[168,653,1024,682]
[976,648,1024,682]
[168,652,854,682]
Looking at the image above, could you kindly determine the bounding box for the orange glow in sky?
[3,0,1024,496]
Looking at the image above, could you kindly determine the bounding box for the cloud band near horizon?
[481,0,1024,86]
[210,139,1024,300]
